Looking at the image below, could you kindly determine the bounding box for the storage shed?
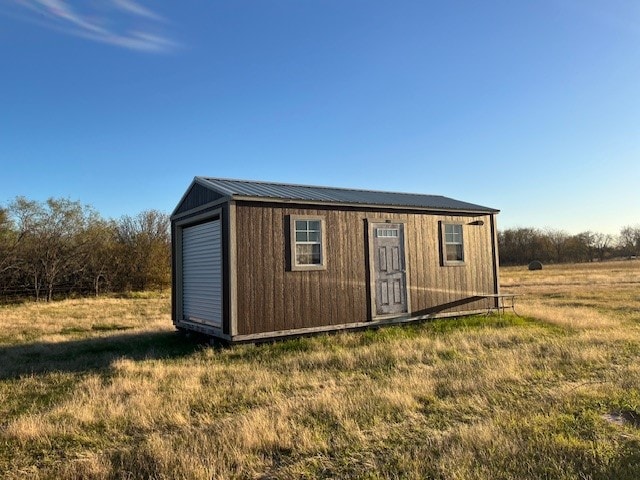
[171,177,500,342]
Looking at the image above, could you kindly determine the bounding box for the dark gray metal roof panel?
[196,177,499,213]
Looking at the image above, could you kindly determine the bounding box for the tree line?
[498,226,640,266]
[0,197,170,302]
[1,195,638,302]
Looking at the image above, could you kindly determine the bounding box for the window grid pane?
[307,221,320,231]
[444,223,464,262]
[294,218,323,266]
[296,244,321,265]
[446,244,464,262]
[377,228,399,238]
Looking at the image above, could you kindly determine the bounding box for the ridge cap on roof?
[195,176,237,196]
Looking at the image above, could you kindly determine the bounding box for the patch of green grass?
[358,324,422,344]
[607,390,640,420]
[259,336,315,354]
[60,326,90,335]
[426,313,539,333]
[0,372,78,419]
[91,323,134,332]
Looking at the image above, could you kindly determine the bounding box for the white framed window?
[442,223,465,265]
[289,215,327,271]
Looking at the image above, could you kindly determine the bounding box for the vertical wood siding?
[235,203,497,335]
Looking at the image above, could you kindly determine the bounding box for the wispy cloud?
[3,0,179,53]
[112,0,165,23]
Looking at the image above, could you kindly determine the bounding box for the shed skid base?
[174,320,230,341]
[174,309,490,343]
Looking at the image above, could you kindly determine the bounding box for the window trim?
[289,215,327,271]
[441,222,466,266]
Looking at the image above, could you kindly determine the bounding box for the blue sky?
[1,0,638,234]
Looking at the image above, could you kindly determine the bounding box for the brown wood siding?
[235,203,497,335]
[174,182,224,215]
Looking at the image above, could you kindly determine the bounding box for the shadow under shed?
[0,330,204,380]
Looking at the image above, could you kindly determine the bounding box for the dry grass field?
[1,261,639,479]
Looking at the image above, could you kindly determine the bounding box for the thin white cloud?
[4,0,179,53]
[35,0,107,35]
[112,0,165,23]
[83,30,178,54]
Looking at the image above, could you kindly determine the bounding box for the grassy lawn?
[1,262,640,479]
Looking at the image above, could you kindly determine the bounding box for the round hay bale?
[528,260,543,271]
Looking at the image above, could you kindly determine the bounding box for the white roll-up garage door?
[182,219,222,327]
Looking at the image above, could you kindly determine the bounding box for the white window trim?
[441,222,465,266]
[289,215,327,271]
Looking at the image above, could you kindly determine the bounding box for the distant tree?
[116,210,170,291]
[0,207,18,274]
[568,231,610,263]
[499,227,547,265]
[1,196,174,302]
[9,197,99,301]
[565,233,590,263]
[0,207,21,298]
[9,197,46,299]
[619,225,640,258]
[591,232,613,262]
[499,227,616,265]
[545,229,570,264]
[82,219,120,296]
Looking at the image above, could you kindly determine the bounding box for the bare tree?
[545,229,570,264]
[2,197,173,302]
[116,210,171,291]
[571,231,613,262]
[499,228,616,265]
[0,207,19,275]
[498,227,547,265]
[82,219,120,296]
[619,225,640,258]
[9,197,98,301]
[591,232,613,262]
[9,197,46,299]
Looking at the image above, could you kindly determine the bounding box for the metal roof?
[196,177,499,213]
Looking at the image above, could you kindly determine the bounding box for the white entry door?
[372,223,408,316]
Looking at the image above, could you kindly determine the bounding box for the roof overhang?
[230,195,499,215]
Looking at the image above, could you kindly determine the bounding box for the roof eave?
[230,194,499,215]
